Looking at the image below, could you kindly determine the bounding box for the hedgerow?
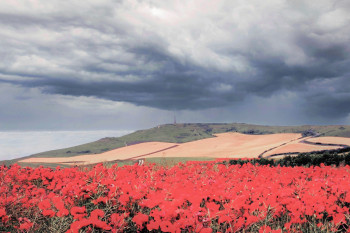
[227,150,350,167]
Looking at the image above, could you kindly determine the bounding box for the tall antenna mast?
[174,111,177,125]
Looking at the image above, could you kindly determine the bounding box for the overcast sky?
[1,0,350,131]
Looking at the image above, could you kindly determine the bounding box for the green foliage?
[145,157,215,167]
[301,129,318,137]
[227,150,350,167]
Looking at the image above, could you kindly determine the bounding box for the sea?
[0,130,133,161]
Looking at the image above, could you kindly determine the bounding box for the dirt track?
[19,133,349,165]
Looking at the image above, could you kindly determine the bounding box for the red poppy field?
[1,161,350,232]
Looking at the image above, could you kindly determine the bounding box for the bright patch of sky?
[0,130,132,161]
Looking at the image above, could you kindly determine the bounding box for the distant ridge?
[4,123,350,163]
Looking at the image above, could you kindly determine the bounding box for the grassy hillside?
[9,123,350,160]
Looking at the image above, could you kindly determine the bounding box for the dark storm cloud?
[302,76,350,118]
[1,0,350,121]
[1,68,236,110]
[306,93,350,118]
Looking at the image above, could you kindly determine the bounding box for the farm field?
[306,137,350,146]
[18,132,349,166]
[1,162,350,232]
[19,142,178,166]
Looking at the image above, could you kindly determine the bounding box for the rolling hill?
[2,123,350,167]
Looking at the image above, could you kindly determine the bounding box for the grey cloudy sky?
[1,0,350,131]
